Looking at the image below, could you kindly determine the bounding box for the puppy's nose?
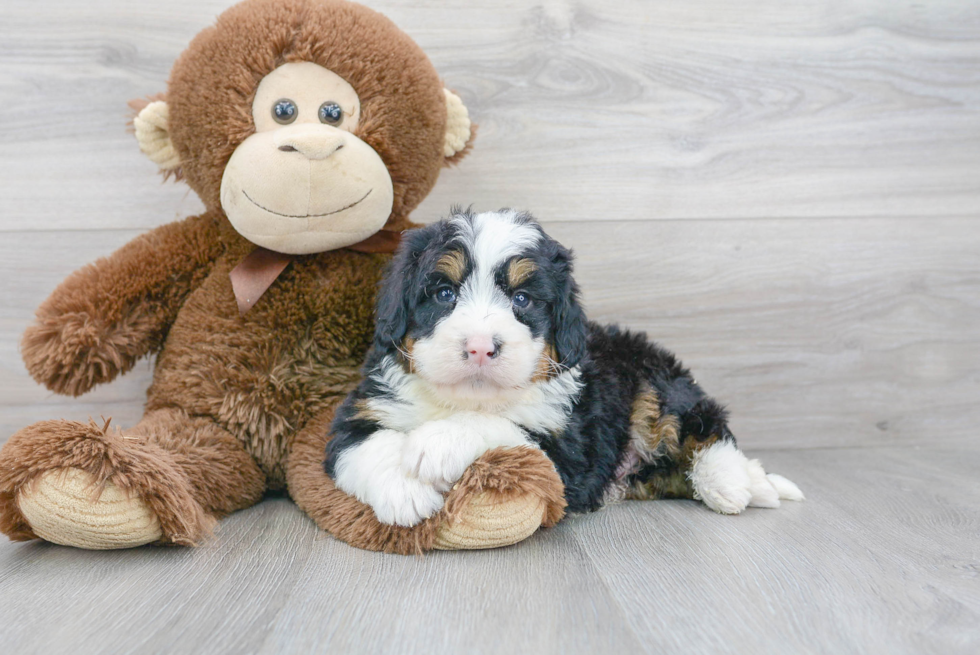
[464,336,500,366]
[274,124,345,160]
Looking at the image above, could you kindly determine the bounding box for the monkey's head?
[132,0,473,254]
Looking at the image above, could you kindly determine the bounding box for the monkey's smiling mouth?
[241,188,372,218]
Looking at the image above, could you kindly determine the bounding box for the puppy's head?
[375,208,587,400]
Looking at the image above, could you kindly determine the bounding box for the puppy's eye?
[272,99,298,124]
[512,292,531,309]
[436,287,457,304]
[319,102,344,125]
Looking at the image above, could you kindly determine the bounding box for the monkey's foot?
[0,418,213,548]
[18,468,162,549]
[433,487,549,550]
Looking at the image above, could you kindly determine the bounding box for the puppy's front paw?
[370,475,445,527]
[331,429,446,527]
[402,420,484,492]
[689,441,804,514]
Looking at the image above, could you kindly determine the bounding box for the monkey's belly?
[148,329,362,487]
[145,258,378,488]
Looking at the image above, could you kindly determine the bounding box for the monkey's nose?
[274,125,346,160]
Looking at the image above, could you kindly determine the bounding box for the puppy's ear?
[550,242,588,370]
[374,239,416,349]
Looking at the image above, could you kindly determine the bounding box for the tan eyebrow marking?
[507,257,538,288]
[436,250,468,284]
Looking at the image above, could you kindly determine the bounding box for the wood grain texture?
[1,0,979,232]
[1,447,978,654]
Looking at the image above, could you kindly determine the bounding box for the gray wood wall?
[1,0,978,451]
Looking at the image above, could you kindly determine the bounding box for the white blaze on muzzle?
[412,211,546,391]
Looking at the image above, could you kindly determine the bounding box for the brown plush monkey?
[0,0,565,554]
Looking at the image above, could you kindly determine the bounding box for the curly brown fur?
[129,409,268,519]
[21,213,223,396]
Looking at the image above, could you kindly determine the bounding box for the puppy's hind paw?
[745,457,780,509]
[767,473,805,502]
[690,441,803,514]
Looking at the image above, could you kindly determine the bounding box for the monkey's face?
[219,62,395,254]
[134,0,474,250]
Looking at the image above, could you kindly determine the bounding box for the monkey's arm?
[22,212,224,396]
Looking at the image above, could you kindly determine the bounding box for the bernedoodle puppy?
[325,208,804,527]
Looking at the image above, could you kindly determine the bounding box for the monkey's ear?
[443,89,474,164]
[130,98,182,174]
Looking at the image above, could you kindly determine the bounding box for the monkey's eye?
[435,287,457,304]
[272,99,298,124]
[319,102,344,125]
[512,292,531,309]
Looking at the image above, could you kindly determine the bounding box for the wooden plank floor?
[1,446,977,654]
[1,0,978,653]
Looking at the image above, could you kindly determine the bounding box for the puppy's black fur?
[538,323,732,511]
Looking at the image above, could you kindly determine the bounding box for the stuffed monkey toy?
[0,0,565,554]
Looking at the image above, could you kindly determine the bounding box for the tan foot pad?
[17,468,163,550]
[433,491,546,550]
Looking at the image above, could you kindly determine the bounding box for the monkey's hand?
[22,213,222,396]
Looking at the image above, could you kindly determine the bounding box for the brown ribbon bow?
[229,229,403,315]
